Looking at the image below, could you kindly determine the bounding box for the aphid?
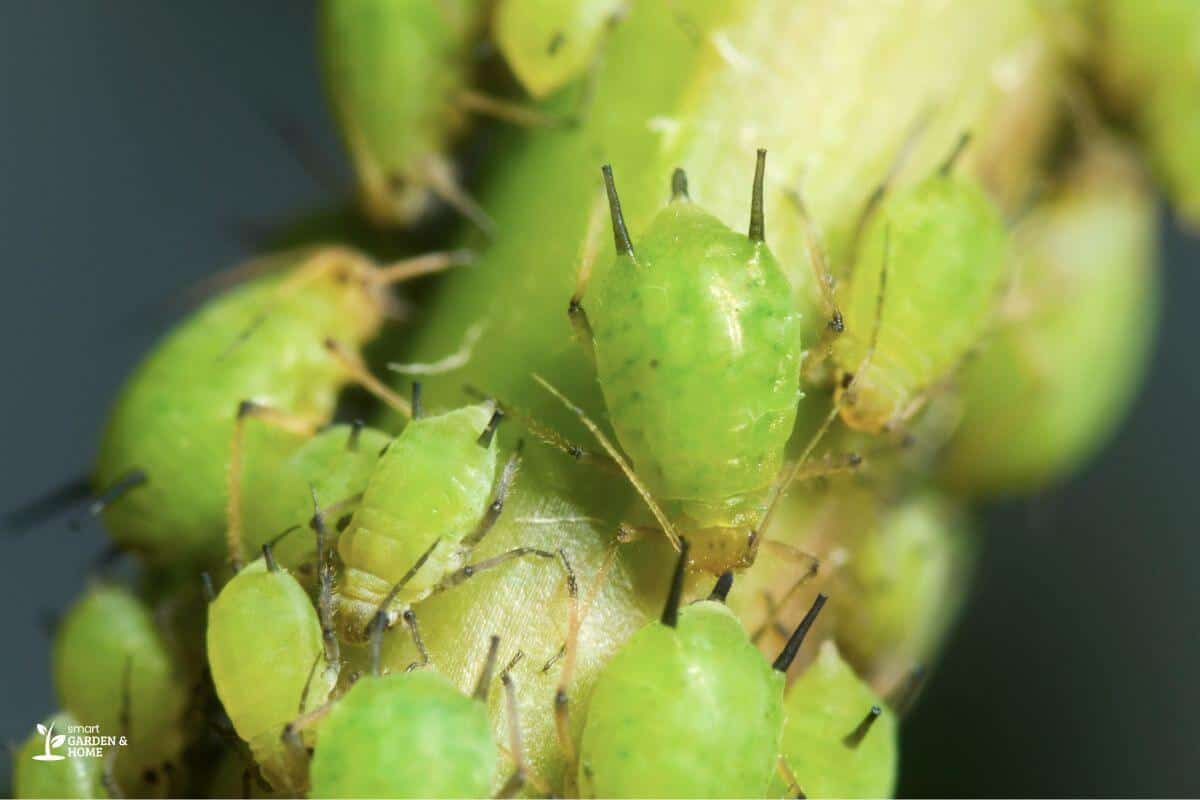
[307,635,529,798]
[832,490,973,693]
[768,641,898,799]
[568,152,803,572]
[831,140,1009,433]
[577,540,827,798]
[51,584,188,792]
[13,712,107,800]
[335,402,559,643]
[943,145,1159,495]
[322,0,555,230]
[93,245,462,564]
[206,551,336,793]
[493,0,625,98]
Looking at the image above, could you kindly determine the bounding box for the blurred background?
[1,2,1197,796]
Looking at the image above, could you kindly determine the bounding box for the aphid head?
[290,247,391,344]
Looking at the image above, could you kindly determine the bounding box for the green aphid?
[832,158,1009,433]
[833,490,975,685]
[93,245,458,565]
[52,585,188,794]
[943,145,1159,495]
[335,402,534,641]
[578,541,825,799]
[576,153,803,574]
[768,641,899,800]
[206,557,336,793]
[308,634,525,799]
[237,422,391,570]
[13,712,108,799]
[321,0,487,227]
[493,0,624,98]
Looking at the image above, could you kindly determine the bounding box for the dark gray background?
[2,2,1197,796]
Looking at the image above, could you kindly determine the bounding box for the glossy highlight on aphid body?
[92,246,462,565]
[494,0,624,98]
[571,152,803,573]
[831,146,1009,434]
[577,541,825,798]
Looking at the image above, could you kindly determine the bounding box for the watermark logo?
[29,722,127,762]
[32,723,65,762]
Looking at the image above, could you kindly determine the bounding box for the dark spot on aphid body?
[547,32,566,55]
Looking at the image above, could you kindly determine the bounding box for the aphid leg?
[551,549,582,766]
[567,189,609,360]
[938,131,973,177]
[776,755,806,799]
[472,635,502,701]
[495,662,528,799]
[309,490,341,676]
[751,404,841,546]
[749,590,793,645]
[749,554,820,644]
[772,593,828,673]
[429,547,561,596]
[281,699,335,760]
[464,385,618,471]
[534,374,681,551]
[364,536,443,674]
[457,88,572,128]
[226,401,318,569]
[322,338,413,418]
[372,249,475,286]
[459,450,521,550]
[421,154,497,236]
[400,608,431,672]
[842,705,883,749]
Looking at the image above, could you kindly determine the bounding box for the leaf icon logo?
[32,721,66,761]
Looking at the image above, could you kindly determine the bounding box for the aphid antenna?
[309,487,341,673]
[347,419,365,451]
[410,382,424,420]
[466,384,616,471]
[783,183,844,333]
[281,699,334,756]
[3,474,92,533]
[257,109,346,197]
[671,167,690,201]
[708,571,734,603]
[772,593,828,673]
[472,635,502,701]
[458,88,574,129]
[75,468,148,530]
[661,538,691,627]
[749,148,768,243]
[534,373,681,551]
[372,249,475,287]
[553,548,582,766]
[752,402,840,545]
[842,705,883,749]
[938,131,973,176]
[323,338,413,418]
[748,551,820,643]
[476,408,505,448]
[600,165,635,258]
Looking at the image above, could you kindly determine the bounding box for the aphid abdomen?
[94,249,385,563]
[240,423,391,568]
[578,601,783,798]
[206,560,334,792]
[590,203,802,533]
[336,404,498,637]
[321,0,478,225]
[308,670,496,799]
[494,0,624,98]
[833,176,1008,432]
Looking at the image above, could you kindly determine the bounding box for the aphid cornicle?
[831,147,1009,433]
[768,641,899,800]
[51,584,188,792]
[307,636,527,799]
[573,152,803,573]
[335,402,542,641]
[206,556,335,793]
[13,712,107,800]
[577,541,827,798]
[493,0,624,98]
[321,0,490,228]
[93,245,461,564]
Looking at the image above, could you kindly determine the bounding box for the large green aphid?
[93,246,459,565]
[578,541,826,798]
[832,152,1009,433]
[52,584,188,793]
[321,0,496,228]
[206,556,336,793]
[573,153,803,573]
[493,0,624,98]
[767,641,899,799]
[335,402,554,641]
[943,145,1159,495]
[308,635,528,799]
[13,712,108,800]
